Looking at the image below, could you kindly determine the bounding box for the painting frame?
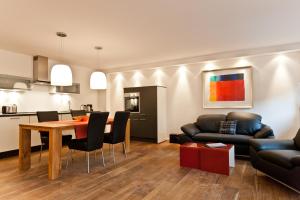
[202,66,253,109]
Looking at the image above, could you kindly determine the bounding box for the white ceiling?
[0,0,300,70]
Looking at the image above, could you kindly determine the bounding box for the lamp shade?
[90,71,107,89]
[51,64,73,86]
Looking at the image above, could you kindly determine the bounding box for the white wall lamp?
[51,32,73,86]
[90,46,107,89]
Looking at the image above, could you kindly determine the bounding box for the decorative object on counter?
[202,66,252,108]
[90,46,107,90]
[51,32,73,86]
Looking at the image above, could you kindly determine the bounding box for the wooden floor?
[0,141,299,200]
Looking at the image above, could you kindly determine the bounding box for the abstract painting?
[203,67,252,108]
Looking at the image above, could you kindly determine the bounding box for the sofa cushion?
[195,114,226,133]
[293,129,300,149]
[226,112,262,136]
[192,133,252,144]
[219,120,237,134]
[258,150,300,169]
[181,123,200,137]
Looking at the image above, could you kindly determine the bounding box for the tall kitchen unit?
[124,86,167,143]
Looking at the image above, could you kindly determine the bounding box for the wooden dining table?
[18,118,130,180]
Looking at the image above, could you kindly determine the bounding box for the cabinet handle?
[132,119,139,121]
[10,117,20,120]
[140,118,146,121]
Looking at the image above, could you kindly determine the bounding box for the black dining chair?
[70,109,87,118]
[67,112,109,173]
[104,111,130,164]
[37,111,73,161]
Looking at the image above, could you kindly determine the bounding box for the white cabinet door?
[0,116,29,152]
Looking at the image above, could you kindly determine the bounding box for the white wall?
[106,51,300,139]
[0,49,105,112]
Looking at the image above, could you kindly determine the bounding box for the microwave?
[124,92,140,113]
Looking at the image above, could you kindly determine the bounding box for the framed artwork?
[202,66,253,108]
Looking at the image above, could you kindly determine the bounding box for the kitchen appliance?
[2,104,17,114]
[86,104,93,112]
[80,104,93,112]
[33,55,50,84]
[124,92,140,113]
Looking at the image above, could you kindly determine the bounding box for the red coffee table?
[180,143,235,175]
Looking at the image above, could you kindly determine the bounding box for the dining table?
[18,118,130,180]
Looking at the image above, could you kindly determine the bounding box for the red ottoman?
[180,143,201,169]
[200,144,234,176]
[179,143,235,176]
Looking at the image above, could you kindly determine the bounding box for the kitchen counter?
[0,111,91,117]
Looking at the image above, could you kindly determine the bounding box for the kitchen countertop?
[0,111,91,117]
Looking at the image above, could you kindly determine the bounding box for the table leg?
[125,119,130,152]
[48,128,62,180]
[19,127,31,171]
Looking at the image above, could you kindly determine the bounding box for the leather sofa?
[249,130,300,192]
[178,112,274,156]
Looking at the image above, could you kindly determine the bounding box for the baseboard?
[0,145,44,159]
[130,137,157,143]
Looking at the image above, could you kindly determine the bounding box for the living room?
[0,1,300,199]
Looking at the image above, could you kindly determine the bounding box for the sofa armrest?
[291,156,300,166]
[250,139,296,151]
[181,123,200,137]
[254,125,274,138]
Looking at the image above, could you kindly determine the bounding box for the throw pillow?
[219,120,237,135]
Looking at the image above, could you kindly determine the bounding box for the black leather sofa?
[250,130,300,192]
[178,112,274,156]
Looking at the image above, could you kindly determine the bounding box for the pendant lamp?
[51,32,73,86]
[90,46,107,89]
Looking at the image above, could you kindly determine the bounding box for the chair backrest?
[71,110,87,118]
[37,111,59,139]
[37,111,59,122]
[87,112,109,150]
[111,111,130,144]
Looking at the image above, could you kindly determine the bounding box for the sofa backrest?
[293,129,300,149]
[195,114,226,133]
[226,112,262,136]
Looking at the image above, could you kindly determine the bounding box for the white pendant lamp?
[90,71,107,89]
[51,32,73,86]
[90,46,107,89]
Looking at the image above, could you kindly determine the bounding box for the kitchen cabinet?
[0,116,29,152]
[124,86,167,143]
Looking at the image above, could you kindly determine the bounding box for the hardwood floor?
[0,141,299,200]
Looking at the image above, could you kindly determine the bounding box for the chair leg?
[87,152,90,173]
[122,142,127,158]
[94,151,97,160]
[112,144,116,165]
[101,148,105,167]
[39,144,43,162]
